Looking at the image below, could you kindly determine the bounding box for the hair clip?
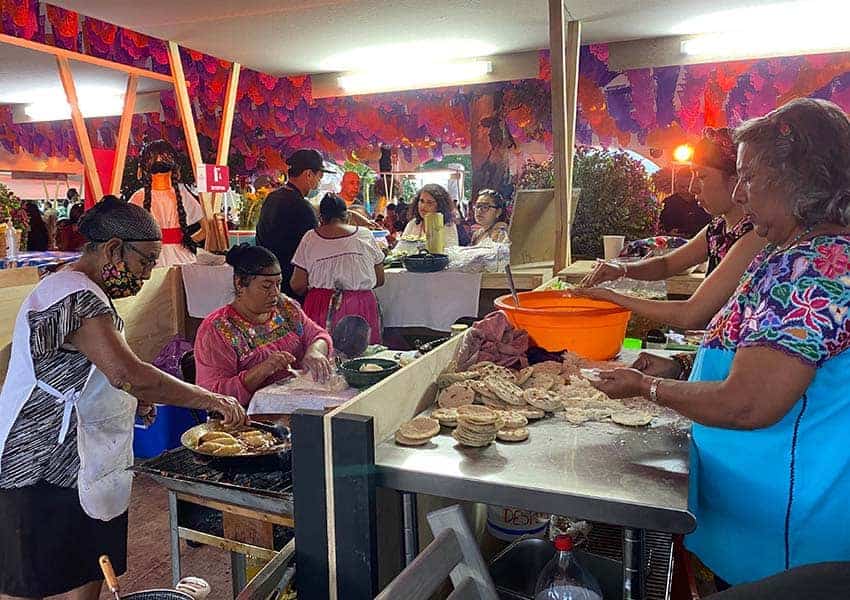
[778,122,793,137]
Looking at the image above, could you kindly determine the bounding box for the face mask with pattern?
[101,260,144,298]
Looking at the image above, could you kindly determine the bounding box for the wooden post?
[564,21,581,268]
[56,56,103,202]
[1,33,171,83]
[110,74,138,196]
[548,0,581,272]
[210,62,241,251]
[217,63,241,164]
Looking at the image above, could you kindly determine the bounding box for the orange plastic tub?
[495,291,631,360]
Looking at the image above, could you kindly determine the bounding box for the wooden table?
[481,262,553,290]
[559,260,705,296]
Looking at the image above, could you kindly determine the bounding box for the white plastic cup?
[603,235,626,259]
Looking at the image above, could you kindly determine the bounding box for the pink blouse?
[194,297,333,406]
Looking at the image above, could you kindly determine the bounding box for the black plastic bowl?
[403,252,449,273]
[339,358,401,389]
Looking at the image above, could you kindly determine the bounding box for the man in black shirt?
[255,149,331,299]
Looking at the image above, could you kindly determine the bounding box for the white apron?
[0,271,137,521]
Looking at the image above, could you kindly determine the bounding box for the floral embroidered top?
[705,216,754,274]
[194,296,333,406]
[687,235,850,584]
[702,235,850,366]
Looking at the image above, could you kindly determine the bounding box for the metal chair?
[376,505,498,600]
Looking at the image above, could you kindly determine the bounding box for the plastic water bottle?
[5,220,18,260]
[533,535,603,600]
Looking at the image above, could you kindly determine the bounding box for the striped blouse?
[0,291,120,489]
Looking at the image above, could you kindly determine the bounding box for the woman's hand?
[260,351,297,378]
[590,368,649,399]
[631,352,683,379]
[302,348,332,383]
[137,401,156,427]
[207,393,248,428]
[580,260,626,287]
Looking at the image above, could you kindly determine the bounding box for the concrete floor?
[91,475,234,600]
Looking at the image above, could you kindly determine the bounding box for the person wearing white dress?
[291,194,385,344]
[129,140,204,267]
[401,183,460,247]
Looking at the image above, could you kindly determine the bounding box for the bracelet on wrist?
[648,377,660,403]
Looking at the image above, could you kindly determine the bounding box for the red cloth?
[303,288,382,345]
[84,148,115,209]
[161,228,183,244]
[456,311,529,370]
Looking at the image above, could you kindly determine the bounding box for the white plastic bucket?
[486,505,548,541]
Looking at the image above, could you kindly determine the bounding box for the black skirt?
[0,481,128,597]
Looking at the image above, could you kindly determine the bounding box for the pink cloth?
[456,311,529,370]
[194,298,333,406]
[303,288,382,345]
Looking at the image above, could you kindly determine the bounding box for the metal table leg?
[401,492,419,566]
[168,491,181,588]
[623,527,646,600]
[231,552,248,596]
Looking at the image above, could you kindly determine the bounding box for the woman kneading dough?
[0,197,246,600]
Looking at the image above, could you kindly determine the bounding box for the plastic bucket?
[495,291,631,360]
[487,505,548,542]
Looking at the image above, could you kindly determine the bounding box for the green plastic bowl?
[339,358,401,389]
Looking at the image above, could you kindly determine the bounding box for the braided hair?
[140,139,197,253]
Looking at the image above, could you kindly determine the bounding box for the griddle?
[133,447,292,499]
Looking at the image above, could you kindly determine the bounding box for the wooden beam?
[166,41,219,250]
[110,74,138,196]
[166,42,203,176]
[217,63,241,163]
[210,62,241,251]
[0,33,172,83]
[548,1,581,273]
[564,21,581,269]
[56,56,103,201]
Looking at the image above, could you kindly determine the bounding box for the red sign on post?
[196,164,230,193]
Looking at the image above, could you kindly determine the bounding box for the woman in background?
[291,193,385,344]
[194,245,333,406]
[582,128,761,286]
[23,201,48,251]
[470,189,510,246]
[401,184,460,247]
[57,202,87,252]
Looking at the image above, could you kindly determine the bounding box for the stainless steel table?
[374,412,695,599]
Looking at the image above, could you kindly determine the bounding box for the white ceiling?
[0,43,169,105]
[50,0,786,77]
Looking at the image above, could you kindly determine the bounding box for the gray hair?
[78,195,161,245]
[734,98,850,227]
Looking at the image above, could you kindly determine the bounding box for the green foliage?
[571,147,659,258]
[0,182,29,232]
[516,157,555,190]
[514,150,659,258]
[422,154,473,201]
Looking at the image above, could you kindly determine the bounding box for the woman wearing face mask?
[582,128,761,287]
[0,197,246,600]
[129,139,205,267]
[194,244,334,407]
[470,189,510,246]
[575,129,767,336]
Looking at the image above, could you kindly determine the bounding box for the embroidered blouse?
[194,296,333,406]
[702,235,850,366]
[705,216,754,274]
